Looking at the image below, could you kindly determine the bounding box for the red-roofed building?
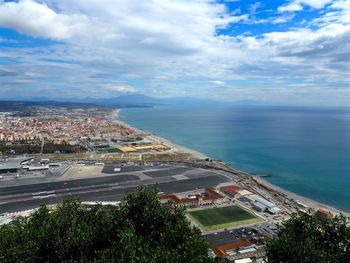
[316,208,332,221]
[203,187,224,201]
[159,188,224,207]
[212,240,252,259]
[159,194,181,205]
[220,185,241,198]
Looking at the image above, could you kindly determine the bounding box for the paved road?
[0,166,229,213]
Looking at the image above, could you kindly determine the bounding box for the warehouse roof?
[235,258,253,263]
[253,201,267,211]
[238,190,253,196]
[255,197,275,208]
[268,206,281,214]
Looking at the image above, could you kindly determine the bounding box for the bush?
[266,211,350,263]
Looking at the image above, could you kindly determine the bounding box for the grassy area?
[100,147,122,153]
[142,153,194,161]
[187,205,262,231]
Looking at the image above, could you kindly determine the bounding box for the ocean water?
[119,106,350,212]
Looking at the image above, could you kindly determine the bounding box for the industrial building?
[252,197,281,214]
[235,258,253,263]
[252,201,267,212]
[0,157,24,174]
[0,166,18,174]
[20,158,34,165]
[24,165,50,171]
[237,190,254,197]
[268,206,281,214]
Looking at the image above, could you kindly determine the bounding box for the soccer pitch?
[187,205,262,231]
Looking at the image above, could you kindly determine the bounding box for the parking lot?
[204,226,267,246]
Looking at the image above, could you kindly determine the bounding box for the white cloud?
[278,0,333,12]
[278,3,303,12]
[271,14,295,24]
[0,0,89,39]
[0,0,349,105]
[300,0,333,9]
[105,84,138,94]
[212,80,226,86]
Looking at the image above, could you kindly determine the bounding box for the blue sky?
[0,0,349,106]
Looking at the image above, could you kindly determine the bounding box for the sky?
[0,0,349,106]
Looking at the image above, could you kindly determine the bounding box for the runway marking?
[32,191,55,196]
[32,194,56,199]
[173,175,189,180]
[111,186,123,190]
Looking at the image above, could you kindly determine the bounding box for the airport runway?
[0,165,230,213]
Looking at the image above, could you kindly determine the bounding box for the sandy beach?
[111,109,207,160]
[253,176,350,217]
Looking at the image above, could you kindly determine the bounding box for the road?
[0,165,230,213]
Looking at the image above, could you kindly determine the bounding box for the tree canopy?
[266,211,350,263]
[0,187,218,263]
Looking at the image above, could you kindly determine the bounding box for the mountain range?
[6,94,269,108]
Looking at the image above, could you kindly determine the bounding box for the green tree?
[0,187,218,263]
[266,211,350,263]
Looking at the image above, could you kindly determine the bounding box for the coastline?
[252,176,350,216]
[112,108,349,217]
[112,109,208,160]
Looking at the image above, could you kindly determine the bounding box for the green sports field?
[187,205,262,231]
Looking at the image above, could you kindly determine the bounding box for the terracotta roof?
[159,194,181,203]
[213,240,252,258]
[160,187,223,205]
[317,208,332,217]
[203,187,224,200]
[220,185,241,197]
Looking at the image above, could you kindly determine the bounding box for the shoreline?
[112,108,349,217]
[252,176,349,216]
[112,109,208,160]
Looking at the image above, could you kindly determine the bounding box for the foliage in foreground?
[0,187,218,263]
[266,211,350,263]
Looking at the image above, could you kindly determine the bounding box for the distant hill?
[0,100,110,112]
[83,94,162,107]
[52,94,228,107]
[0,94,275,109]
[1,94,223,108]
[64,95,276,108]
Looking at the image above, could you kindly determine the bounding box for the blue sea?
[119,106,350,212]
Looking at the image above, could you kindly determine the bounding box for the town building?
[212,240,266,262]
[220,185,241,198]
[316,208,332,221]
[160,187,224,207]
